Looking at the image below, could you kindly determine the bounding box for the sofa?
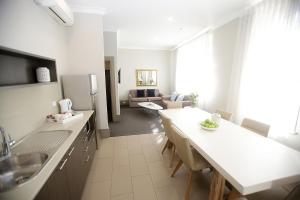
[162,94,192,109]
[128,89,163,107]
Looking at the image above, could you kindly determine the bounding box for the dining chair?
[241,118,270,137]
[160,114,176,167]
[216,109,232,121]
[170,124,210,200]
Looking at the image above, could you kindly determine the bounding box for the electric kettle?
[59,99,72,113]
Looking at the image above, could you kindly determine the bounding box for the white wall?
[0,0,67,141]
[104,31,120,116]
[65,13,108,130]
[208,19,238,112]
[118,49,171,100]
[104,32,118,58]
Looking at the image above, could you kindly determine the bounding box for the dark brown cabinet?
[34,159,69,200]
[34,114,97,200]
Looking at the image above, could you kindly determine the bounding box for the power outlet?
[52,101,57,107]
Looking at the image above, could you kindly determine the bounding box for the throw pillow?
[170,92,178,101]
[136,89,145,97]
[176,94,185,101]
[147,89,155,97]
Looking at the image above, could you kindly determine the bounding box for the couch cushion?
[131,97,148,102]
[147,89,155,97]
[170,92,178,101]
[137,89,145,97]
[176,94,185,101]
[148,97,161,101]
[129,90,137,97]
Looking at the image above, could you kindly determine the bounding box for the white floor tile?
[129,154,149,176]
[88,158,113,182]
[155,185,180,200]
[111,193,134,200]
[111,165,133,196]
[81,180,111,200]
[132,175,157,200]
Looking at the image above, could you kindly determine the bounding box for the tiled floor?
[81,132,288,200]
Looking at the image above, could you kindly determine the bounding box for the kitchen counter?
[0,110,94,200]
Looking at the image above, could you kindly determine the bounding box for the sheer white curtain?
[227,0,300,137]
[175,32,216,108]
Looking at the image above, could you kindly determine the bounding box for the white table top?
[138,102,163,110]
[159,108,300,195]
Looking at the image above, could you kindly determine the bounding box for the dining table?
[159,108,300,200]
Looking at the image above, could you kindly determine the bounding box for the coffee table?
[138,102,163,115]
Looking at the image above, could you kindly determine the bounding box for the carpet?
[109,106,164,137]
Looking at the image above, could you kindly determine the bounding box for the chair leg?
[162,139,170,154]
[169,146,176,168]
[171,160,183,177]
[185,170,193,200]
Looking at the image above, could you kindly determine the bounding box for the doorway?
[105,69,113,122]
[105,61,113,122]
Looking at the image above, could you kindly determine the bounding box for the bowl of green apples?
[200,119,219,131]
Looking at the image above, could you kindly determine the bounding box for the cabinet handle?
[59,158,68,170]
[68,146,75,157]
[84,146,89,152]
[85,155,90,163]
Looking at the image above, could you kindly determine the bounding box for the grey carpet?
[109,106,164,137]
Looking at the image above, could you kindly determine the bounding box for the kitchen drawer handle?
[84,146,89,152]
[59,158,68,170]
[68,146,75,156]
[85,155,90,163]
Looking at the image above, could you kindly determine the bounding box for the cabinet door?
[35,158,70,200]
[66,140,83,200]
[51,158,70,200]
[34,182,49,200]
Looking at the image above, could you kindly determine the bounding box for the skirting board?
[98,128,110,138]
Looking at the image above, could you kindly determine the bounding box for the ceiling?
[66,0,255,50]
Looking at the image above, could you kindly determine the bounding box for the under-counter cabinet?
[34,115,97,200]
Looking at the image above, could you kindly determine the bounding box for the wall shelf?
[0,46,57,87]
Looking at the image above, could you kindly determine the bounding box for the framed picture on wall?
[136,69,157,86]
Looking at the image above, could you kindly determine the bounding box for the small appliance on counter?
[59,98,72,113]
[47,98,83,124]
[36,67,50,83]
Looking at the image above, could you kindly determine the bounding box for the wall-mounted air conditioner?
[34,0,74,26]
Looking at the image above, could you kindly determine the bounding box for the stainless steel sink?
[12,130,72,156]
[0,152,48,192]
[0,130,72,192]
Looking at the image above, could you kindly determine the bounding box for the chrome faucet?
[0,127,15,160]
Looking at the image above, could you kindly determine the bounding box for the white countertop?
[159,108,300,195]
[0,110,94,200]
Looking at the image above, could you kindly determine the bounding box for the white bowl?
[201,125,218,131]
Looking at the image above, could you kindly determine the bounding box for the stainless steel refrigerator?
[62,74,98,110]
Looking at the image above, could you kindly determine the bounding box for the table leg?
[209,169,225,200]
